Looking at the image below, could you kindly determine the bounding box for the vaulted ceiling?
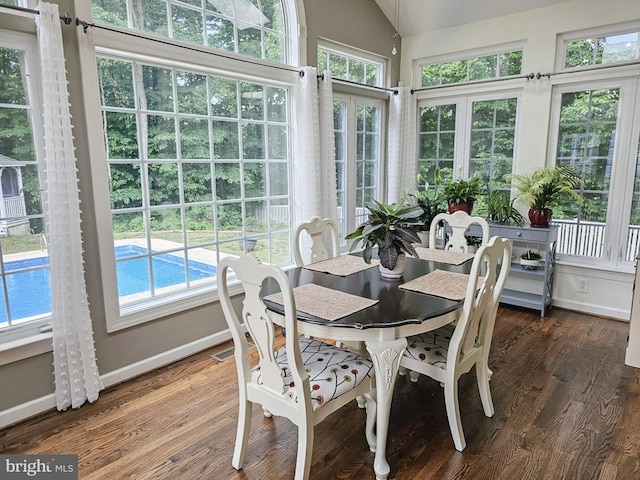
[373,0,572,37]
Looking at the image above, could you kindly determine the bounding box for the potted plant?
[345,198,423,278]
[408,169,447,245]
[442,174,483,214]
[520,249,542,270]
[504,166,582,228]
[483,188,525,226]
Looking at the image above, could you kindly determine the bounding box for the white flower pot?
[416,231,429,247]
[379,253,406,279]
[520,258,540,271]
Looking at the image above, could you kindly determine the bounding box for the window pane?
[564,31,640,69]
[0,46,49,331]
[422,50,522,86]
[319,48,383,88]
[554,88,619,259]
[627,141,640,261]
[92,0,286,64]
[417,104,457,185]
[177,71,208,115]
[469,98,517,192]
[98,57,291,309]
[468,55,496,81]
[499,51,523,76]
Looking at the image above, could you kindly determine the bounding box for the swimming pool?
[0,245,217,323]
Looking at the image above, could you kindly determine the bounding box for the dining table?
[262,248,475,480]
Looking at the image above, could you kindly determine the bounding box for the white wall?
[399,0,640,319]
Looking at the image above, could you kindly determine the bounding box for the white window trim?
[413,41,526,88]
[0,29,50,352]
[317,38,388,88]
[548,77,640,272]
[333,93,386,247]
[416,88,522,183]
[75,1,300,333]
[555,20,640,72]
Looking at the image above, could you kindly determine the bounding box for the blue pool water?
[0,245,217,322]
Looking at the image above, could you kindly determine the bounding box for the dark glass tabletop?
[263,254,471,330]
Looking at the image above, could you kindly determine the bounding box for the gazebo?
[0,153,29,236]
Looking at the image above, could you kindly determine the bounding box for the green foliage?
[443,175,483,205]
[408,168,446,230]
[521,249,541,260]
[504,166,583,209]
[482,188,525,226]
[345,198,423,270]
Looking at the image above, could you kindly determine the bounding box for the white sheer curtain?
[293,67,321,227]
[318,70,337,220]
[387,86,417,202]
[293,67,338,260]
[36,2,102,410]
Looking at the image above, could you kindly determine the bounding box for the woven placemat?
[415,247,474,265]
[264,283,378,321]
[303,255,379,276]
[399,269,471,300]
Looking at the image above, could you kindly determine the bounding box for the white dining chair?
[293,216,340,267]
[399,236,511,451]
[429,210,490,253]
[218,254,377,480]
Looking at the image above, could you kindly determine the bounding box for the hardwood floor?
[1,306,639,479]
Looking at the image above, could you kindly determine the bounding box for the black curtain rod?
[541,58,640,78]
[315,73,397,94]
[411,72,535,94]
[0,3,73,24]
[412,58,640,94]
[76,17,399,92]
[75,18,303,76]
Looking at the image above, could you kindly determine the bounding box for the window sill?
[0,332,53,366]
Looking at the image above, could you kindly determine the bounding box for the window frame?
[77,1,300,333]
[317,39,386,88]
[415,88,522,192]
[556,20,640,72]
[333,92,386,247]
[413,41,525,88]
[0,28,53,361]
[548,77,640,272]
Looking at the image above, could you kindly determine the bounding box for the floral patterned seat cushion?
[404,324,456,370]
[250,337,374,411]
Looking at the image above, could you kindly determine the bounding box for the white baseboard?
[0,330,233,430]
[553,298,629,321]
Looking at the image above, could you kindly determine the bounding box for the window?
[419,49,523,87]
[91,0,287,63]
[0,33,50,341]
[87,0,295,329]
[318,47,382,87]
[99,55,290,311]
[318,43,386,245]
[417,93,520,209]
[562,27,640,69]
[550,79,640,267]
[333,95,384,242]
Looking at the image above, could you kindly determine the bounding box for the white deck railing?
[552,219,640,262]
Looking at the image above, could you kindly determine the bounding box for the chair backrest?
[218,254,312,415]
[293,216,340,266]
[429,210,490,253]
[449,236,512,364]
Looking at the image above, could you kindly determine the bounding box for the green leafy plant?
[345,198,423,270]
[521,249,542,260]
[504,166,582,209]
[483,188,525,226]
[408,169,447,230]
[443,175,483,205]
